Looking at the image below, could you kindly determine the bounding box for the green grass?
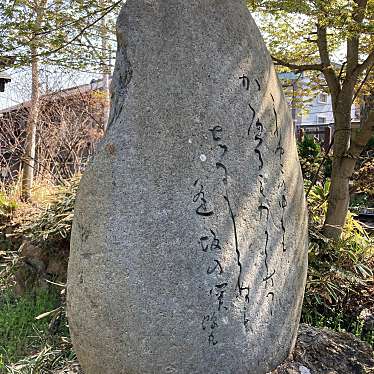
[0,289,61,369]
[301,307,373,347]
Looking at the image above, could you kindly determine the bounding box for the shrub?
[302,180,374,345]
[297,135,331,183]
[352,158,374,202]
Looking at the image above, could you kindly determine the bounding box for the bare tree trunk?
[268,3,374,240]
[323,96,374,238]
[323,105,351,238]
[21,50,40,201]
[21,0,47,201]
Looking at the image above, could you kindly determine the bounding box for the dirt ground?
[54,324,374,374]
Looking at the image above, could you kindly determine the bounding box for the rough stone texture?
[54,325,374,373]
[67,1,308,373]
[272,325,374,374]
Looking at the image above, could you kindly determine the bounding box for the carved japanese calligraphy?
[67,2,308,373]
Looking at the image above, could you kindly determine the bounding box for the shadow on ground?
[272,324,374,374]
[54,324,374,374]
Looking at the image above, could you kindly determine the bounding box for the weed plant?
[0,289,61,368]
[0,178,79,372]
[0,194,17,222]
[302,180,374,346]
[0,158,373,374]
[19,177,79,248]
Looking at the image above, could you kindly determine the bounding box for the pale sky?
[0,67,102,110]
[0,13,348,112]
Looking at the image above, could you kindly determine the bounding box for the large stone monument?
[67,0,308,373]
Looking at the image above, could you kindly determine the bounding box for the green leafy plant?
[0,194,18,219]
[298,135,323,182]
[297,136,331,184]
[0,285,75,374]
[302,180,374,346]
[352,158,374,203]
[0,289,62,366]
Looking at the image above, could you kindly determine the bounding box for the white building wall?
[278,72,359,127]
[301,93,357,126]
[301,94,334,125]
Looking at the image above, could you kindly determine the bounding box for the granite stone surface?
[67,1,309,373]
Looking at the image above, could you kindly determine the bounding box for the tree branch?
[350,50,374,82]
[346,38,359,76]
[0,56,16,69]
[353,64,373,103]
[271,56,323,72]
[35,3,117,37]
[348,94,374,157]
[338,62,347,82]
[316,24,341,99]
[344,0,368,90]
[37,0,122,60]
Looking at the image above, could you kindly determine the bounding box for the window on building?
[318,93,328,103]
[317,116,326,125]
